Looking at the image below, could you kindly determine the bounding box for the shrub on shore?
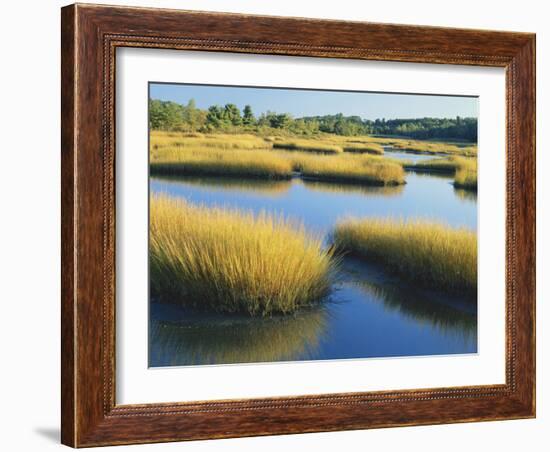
[150,196,336,316]
[332,218,477,294]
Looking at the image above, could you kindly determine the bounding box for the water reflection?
[384,149,446,163]
[355,281,476,342]
[151,175,292,198]
[338,257,477,346]
[454,187,478,202]
[151,171,477,233]
[406,170,454,182]
[149,303,328,366]
[303,179,405,197]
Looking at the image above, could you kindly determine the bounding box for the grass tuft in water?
[343,143,384,155]
[453,159,478,191]
[150,196,337,316]
[150,152,293,180]
[332,218,477,294]
[293,153,405,186]
[273,140,343,154]
[150,132,405,186]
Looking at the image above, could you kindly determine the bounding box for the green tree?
[243,105,255,125]
[268,112,292,129]
[182,98,207,131]
[206,105,224,128]
[223,103,242,126]
[148,99,184,130]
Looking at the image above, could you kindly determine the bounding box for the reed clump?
[343,143,384,155]
[391,140,477,157]
[406,156,472,173]
[320,134,477,157]
[405,156,478,191]
[453,158,478,191]
[151,132,405,186]
[454,167,478,190]
[332,218,477,294]
[151,130,271,151]
[150,152,293,179]
[291,153,405,186]
[150,196,336,316]
[273,140,343,154]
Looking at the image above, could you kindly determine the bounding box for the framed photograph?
[61,3,536,447]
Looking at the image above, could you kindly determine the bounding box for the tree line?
[150,98,477,142]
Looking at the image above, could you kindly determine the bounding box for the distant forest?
[149,98,478,142]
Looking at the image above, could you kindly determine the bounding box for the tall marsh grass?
[343,143,384,155]
[405,156,478,191]
[150,150,293,180]
[150,132,405,186]
[293,153,405,186]
[273,140,343,154]
[406,156,472,173]
[454,168,478,190]
[333,218,477,293]
[150,196,336,315]
[453,158,478,191]
[151,130,271,151]
[391,140,477,157]
[322,134,477,157]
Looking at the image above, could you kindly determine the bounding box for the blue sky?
[149,83,477,120]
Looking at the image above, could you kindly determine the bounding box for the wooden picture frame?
[61,3,536,447]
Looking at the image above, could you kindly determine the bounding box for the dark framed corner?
[61,3,535,447]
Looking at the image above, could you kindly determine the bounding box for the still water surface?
[149,171,477,367]
[383,149,446,163]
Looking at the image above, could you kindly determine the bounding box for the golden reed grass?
[150,132,405,185]
[150,196,336,315]
[343,143,384,155]
[333,218,477,294]
[453,158,478,191]
[291,153,405,186]
[273,139,344,154]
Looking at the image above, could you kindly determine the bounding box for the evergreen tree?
[223,104,242,126]
[243,105,255,125]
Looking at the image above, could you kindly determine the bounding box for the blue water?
[150,172,476,234]
[383,149,446,163]
[149,172,477,367]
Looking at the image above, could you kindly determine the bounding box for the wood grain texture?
[61,5,76,447]
[60,3,536,447]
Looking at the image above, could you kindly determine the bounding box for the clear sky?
[149,83,478,120]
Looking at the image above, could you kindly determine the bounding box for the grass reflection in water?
[151,174,293,198]
[149,305,329,366]
[353,278,477,343]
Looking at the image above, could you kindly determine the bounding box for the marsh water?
[149,171,477,367]
[383,148,446,163]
